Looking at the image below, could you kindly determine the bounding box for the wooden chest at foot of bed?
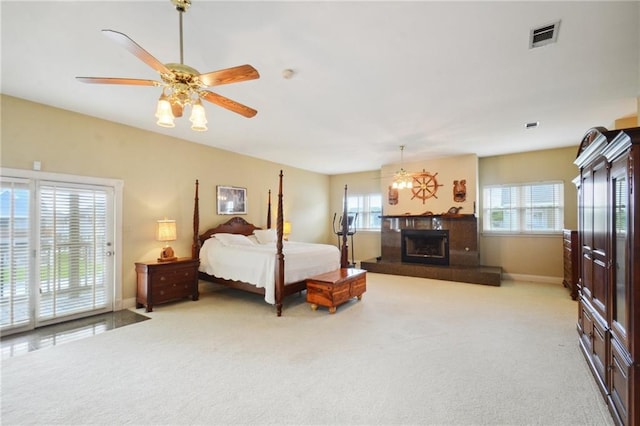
[306,268,366,314]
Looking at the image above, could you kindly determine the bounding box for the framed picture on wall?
[217,186,247,215]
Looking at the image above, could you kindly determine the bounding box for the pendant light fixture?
[392,145,414,189]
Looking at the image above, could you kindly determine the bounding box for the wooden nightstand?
[562,229,578,300]
[135,258,199,312]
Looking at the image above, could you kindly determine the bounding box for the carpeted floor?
[1,273,613,425]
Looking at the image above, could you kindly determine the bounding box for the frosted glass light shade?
[189,100,208,131]
[155,98,175,128]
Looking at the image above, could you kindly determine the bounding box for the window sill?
[481,232,562,238]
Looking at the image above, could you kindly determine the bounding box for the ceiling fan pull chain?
[178,8,184,65]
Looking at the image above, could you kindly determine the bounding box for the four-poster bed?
[192,170,351,316]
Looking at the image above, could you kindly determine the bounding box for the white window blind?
[38,183,109,320]
[0,179,31,328]
[347,194,382,231]
[482,181,564,234]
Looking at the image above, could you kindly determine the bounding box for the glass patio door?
[37,182,114,325]
[1,176,116,334]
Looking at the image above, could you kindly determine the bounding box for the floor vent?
[529,21,560,49]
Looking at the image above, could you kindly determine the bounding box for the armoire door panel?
[592,257,608,318]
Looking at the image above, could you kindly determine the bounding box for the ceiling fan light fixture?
[76,0,260,130]
[189,98,208,131]
[155,93,176,128]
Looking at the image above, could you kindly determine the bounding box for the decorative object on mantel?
[156,219,178,262]
[388,185,399,205]
[391,145,414,189]
[444,206,463,216]
[453,179,467,202]
[410,169,443,203]
[76,0,260,131]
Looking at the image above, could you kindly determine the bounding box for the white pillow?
[253,228,277,244]
[213,233,255,247]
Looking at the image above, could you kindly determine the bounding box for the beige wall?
[1,95,330,304]
[479,147,579,279]
[380,154,478,217]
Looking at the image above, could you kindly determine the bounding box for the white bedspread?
[199,238,340,304]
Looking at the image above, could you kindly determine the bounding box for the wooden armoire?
[574,126,639,426]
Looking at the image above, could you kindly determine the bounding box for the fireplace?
[401,229,449,266]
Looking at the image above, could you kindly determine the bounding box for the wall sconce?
[156,219,177,262]
[283,221,291,241]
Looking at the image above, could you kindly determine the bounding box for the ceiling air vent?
[529,21,560,49]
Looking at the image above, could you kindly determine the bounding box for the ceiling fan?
[76,0,259,131]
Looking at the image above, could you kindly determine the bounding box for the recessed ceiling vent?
[529,21,560,49]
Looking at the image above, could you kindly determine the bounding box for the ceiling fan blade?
[76,77,159,86]
[102,30,171,75]
[199,64,260,87]
[200,91,257,118]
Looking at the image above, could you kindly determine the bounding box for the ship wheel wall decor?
[411,170,443,204]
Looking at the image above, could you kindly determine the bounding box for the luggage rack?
[333,212,357,267]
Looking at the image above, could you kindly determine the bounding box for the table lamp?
[283,221,291,241]
[156,219,177,262]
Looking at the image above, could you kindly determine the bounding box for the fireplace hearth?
[401,229,449,265]
[360,214,502,286]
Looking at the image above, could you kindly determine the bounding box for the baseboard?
[121,297,137,309]
[502,273,563,285]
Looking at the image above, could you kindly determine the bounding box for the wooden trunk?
[306,268,366,314]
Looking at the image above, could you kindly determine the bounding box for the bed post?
[340,184,349,268]
[192,179,200,259]
[267,189,272,229]
[275,171,285,316]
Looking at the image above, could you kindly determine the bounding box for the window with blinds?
[482,181,564,234]
[347,194,382,231]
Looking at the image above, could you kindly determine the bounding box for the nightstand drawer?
[153,281,192,302]
[151,267,196,286]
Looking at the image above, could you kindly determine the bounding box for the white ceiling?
[2,1,638,175]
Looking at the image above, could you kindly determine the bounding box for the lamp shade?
[189,99,208,131]
[283,221,291,235]
[155,95,175,128]
[156,219,177,242]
